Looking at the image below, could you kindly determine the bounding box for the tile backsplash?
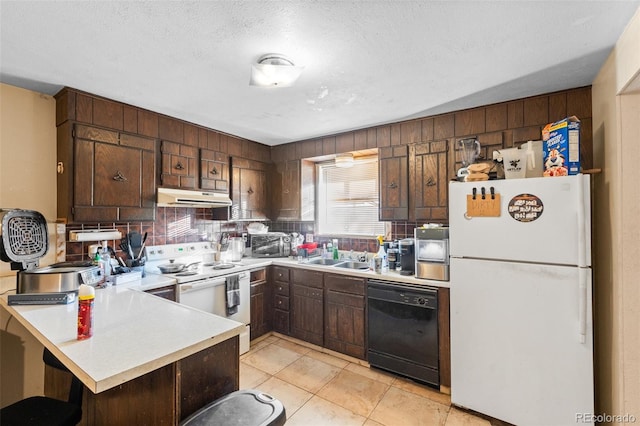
[63,207,434,262]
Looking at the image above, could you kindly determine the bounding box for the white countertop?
[270,257,451,288]
[0,285,245,394]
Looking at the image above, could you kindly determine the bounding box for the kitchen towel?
[225,275,240,315]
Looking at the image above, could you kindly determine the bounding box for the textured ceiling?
[1,1,639,146]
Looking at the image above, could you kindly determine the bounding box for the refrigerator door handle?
[578,268,588,344]
[577,175,587,267]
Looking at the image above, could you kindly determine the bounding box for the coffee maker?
[398,238,415,276]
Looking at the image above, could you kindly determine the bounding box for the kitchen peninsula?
[0,284,244,425]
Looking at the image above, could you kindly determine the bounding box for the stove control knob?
[158,249,164,255]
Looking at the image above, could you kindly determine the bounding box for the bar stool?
[0,348,83,426]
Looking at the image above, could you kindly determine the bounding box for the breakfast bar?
[0,285,244,425]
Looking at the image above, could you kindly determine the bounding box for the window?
[316,156,387,236]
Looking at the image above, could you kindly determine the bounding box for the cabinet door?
[379,146,409,220]
[291,269,324,346]
[250,280,268,339]
[291,283,324,346]
[230,158,269,220]
[200,149,229,192]
[324,274,366,359]
[410,140,450,221]
[272,160,301,220]
[145,285,176,302]
[72,125,155,222]
[161,141,197,189]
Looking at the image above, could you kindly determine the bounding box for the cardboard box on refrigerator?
[542,116,581,176]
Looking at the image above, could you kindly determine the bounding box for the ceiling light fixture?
[335,153,355,168]
[249,54,303,87]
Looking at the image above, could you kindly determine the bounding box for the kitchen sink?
[306,258,345,266]
[333,261,370,270]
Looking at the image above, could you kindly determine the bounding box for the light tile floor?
[241,334,493,426]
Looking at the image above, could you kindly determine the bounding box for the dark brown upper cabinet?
[160,141,197,189]
[409,140,452,222]
[379,146,409,221]
[271,160,301,220]
[200,149,229,193]
[57,123,156,222]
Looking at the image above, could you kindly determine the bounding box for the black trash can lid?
[181,389,286,426]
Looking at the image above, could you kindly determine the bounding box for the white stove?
[145,242,244,283]
[145,242,251,354]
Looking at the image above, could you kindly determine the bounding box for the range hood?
[157,188,232,208]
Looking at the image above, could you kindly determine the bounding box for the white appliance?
[448,175,593,426]
[156,187,232,208]
[145,243,250,355]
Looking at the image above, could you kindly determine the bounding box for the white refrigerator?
[448,174,594,426]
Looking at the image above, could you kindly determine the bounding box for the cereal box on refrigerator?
[541,116,581,176]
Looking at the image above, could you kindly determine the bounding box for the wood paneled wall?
[271,86,593,171]
[55,87,271,163]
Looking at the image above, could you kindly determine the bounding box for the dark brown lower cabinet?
[271,266,291,335]
[324,274,366,359]
[250,268,270,340]
[290,269,324,346]
[45,336,239,425]
[145,285,176,301]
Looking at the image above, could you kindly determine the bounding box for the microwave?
[250,233,291,258]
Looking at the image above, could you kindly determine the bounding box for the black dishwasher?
[367,279,439,387]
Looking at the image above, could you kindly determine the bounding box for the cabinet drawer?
[274,295,289,311]
[273,267,290,282]
[292,269,323,288]
[325,274,365,295]
[274,281,290,297]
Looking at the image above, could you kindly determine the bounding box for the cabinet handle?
[248,187,254,195]
[210,167,218,175]
[278,273,282,278]
[175,162,185,170]
[278,286,282,291]
[113,171,128,182]
[389,181,398,189]
[426,177,436,186]
[283,189,289,194]
[278,300,282,305]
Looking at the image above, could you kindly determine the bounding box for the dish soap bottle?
[332,239,339,260]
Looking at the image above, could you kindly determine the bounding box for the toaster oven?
[250,233,291,258]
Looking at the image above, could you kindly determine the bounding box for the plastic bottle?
[332,239,339,260]
[77,284,95,340]
[100,241,112,283]
[375,235,386,273]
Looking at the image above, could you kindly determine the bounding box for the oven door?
[178,272,251,354]
[178,277,223,313]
